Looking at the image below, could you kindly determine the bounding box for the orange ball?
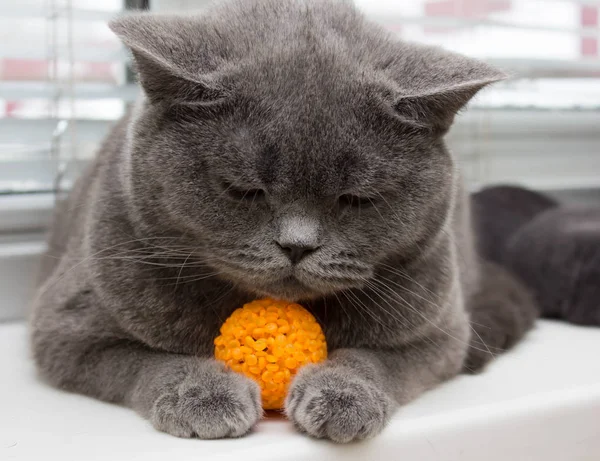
[214,298,327,409]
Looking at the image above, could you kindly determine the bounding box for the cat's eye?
[223,182,266,203]
[338,194,375,209]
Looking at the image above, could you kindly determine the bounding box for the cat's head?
[110,0,504,301]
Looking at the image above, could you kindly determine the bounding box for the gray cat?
[30,0,537,442]
[505,206,600,326]
[473,185,600,327]
[471,185,558,265]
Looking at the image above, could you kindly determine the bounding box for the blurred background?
[0,0,599,319]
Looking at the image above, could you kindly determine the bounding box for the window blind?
[2,0,598,195]
[0,0,131,195]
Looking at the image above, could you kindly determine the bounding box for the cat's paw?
[285,365,393,443]
[149,361,262,439]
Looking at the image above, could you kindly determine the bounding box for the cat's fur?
[30,0,537,442]
[506,207,600,326]
[473,185,600,327]
[471,185,558,265]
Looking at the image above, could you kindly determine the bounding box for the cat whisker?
[333,291,352,323]
[361,279,417,329]
[366,197,388,227]
[378,262,441,301]
[375,268,499,356]
[363,278,448,355]
[59,249,201,262]
[174,250,196,290]
[195,282,235,325]
[467,323,496,360]
[65,255,211,269]
[351,285,414,337]
[370,277,501,355]
[375,191,404,225]
[144,271,221,282]
[340,290,384,332]
[44,237,186,290]
[155,272,221,287]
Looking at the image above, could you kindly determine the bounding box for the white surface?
[1,320,600,461]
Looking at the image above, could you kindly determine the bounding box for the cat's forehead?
[218,58,398,194]
[237,44,368,106]
[235,50,381,142]
[224,114,391,197]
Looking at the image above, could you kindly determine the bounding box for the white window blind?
[0,0,132,195]
[2,0,599,196]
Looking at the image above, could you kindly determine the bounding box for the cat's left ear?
[384,43,507,131]
[109,13,226,104]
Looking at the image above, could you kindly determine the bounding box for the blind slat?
[0,82,137,101]
[0,5,114,21]
[488,58,600,78]
[0,46,126,63]
[377,14,600,37]
[0,119,115,147]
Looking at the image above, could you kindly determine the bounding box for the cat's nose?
[275,242,319,264]
[276,214,321,263]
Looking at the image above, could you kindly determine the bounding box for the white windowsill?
[2,319,599,461]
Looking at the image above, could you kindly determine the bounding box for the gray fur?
[30,0,531,442]
[463,261,539,372]
[471,185,558,265]
[506,207,600,326]
[471,185,600,327]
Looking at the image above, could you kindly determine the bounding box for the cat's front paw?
[149,360,262,439]
[285,365,393,443]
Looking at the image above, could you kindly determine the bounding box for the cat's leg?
[463,261,539,372]
[285,322,468,443]
[31,291,262,439]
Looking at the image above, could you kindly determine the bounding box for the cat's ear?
[109,14,224,104]
[386,44,507,131]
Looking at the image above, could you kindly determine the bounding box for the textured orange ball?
[214,298,327,409]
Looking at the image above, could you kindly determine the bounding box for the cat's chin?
[253,276,326,302]
[252,274,364,302]
[218,262,369,302]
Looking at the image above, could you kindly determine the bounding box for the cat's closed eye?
[221,181,266,202]
[337,194,376,210]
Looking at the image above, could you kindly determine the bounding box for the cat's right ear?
[382,43,507,132]
[109,14,224,104]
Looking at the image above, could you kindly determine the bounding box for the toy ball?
[214,298,327,409]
